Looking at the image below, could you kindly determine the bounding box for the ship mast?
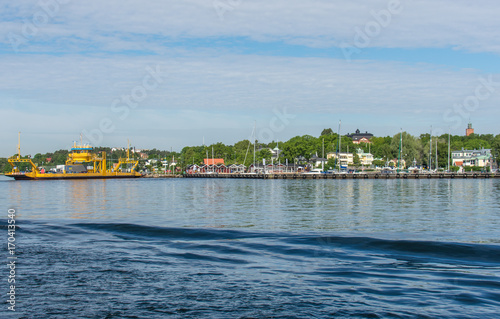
[17,131,21,159]
[127,139,131,161]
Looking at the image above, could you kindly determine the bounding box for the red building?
[466,123,474,136]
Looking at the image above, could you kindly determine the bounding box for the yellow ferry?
[6,134,142,180]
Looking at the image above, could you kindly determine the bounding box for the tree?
[369,136,392,160]
[390,132,422,166]
[257,149,272,163]
[232,139,252,164]
[321,128,334,136]
[326,157,337,170]
[281,135,319,162]
[0,158,11,173]
[372,159,385,167]
[463,138,490,150]
[353,152,361,167]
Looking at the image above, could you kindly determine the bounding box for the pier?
[143,173,183,178]
[183,172,500,180]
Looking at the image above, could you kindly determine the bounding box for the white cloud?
[2,0,500,53]
[1,52,499,156]
[1,54,485,114]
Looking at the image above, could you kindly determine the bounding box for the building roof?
[204,158,225,165]
[346,129,374,141]
[474,155,491,160]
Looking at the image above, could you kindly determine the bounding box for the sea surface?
[1,176,500,318]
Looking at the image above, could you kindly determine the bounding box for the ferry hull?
[6,173,143,180]
[5,174,34,180]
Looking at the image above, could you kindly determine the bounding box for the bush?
[464,166,487,172]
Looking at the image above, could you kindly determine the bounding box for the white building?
[452,148,493,167]
[388,158,406,169]
[327,152,353,166]
[310,154,327,168]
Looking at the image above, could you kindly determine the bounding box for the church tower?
[465,122,474,136]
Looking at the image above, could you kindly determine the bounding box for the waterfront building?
[388,158,406,169]
[327,152,354,166]
[346,129,374,144]
[310,154,327,168]
[452,148,493,167]
[356,148,374,166]
[256,146,281,160]
[228,164,246,173]
[270,146,281,159]
[247,163,299,173]
[199,163,230,173]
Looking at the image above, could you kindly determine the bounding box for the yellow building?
[356,148,374,166]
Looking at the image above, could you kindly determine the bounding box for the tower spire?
[466,121,474,136]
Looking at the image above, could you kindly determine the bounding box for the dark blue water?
[2,177,500,318]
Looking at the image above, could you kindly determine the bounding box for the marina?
[180,172,500,179]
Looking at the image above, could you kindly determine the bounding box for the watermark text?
[6,209,17,312]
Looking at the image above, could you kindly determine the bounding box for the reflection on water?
[2,176,500,243]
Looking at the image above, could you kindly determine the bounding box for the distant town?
[1,123,499,174]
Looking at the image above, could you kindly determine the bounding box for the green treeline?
[180,130,500,168]
[1,130,499,173]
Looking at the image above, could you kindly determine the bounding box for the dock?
[143,173,183,178]
[183,172,500,180]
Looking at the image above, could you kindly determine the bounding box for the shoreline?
[179,172,500,179]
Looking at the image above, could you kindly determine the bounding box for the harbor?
[181,172,500,179]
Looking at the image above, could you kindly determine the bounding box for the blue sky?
[1,0,500,157]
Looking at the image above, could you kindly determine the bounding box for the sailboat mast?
[448,129,451,172]
[398,129,402,172]
[322,138,324,172]
[435,139,438,170]
[429,126,432,171]
[253,121,256,173]
[337,120,341,170]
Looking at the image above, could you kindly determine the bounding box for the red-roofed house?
[204,158,225,165]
